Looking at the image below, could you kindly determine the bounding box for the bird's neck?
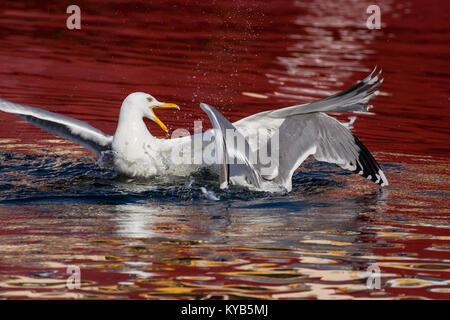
[116,109,148,133]
[113,109,156,154]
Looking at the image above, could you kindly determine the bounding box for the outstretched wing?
[268,67,383,117]
[200,103,262,189]
[267,112,388,190]
[0,98,112,156]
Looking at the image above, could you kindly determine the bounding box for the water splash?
[200,186,220,201]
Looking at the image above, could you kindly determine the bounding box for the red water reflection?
[0,0,449,299]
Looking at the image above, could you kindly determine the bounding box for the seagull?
[0,68,388,192]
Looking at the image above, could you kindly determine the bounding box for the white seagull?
[0,68,388,192]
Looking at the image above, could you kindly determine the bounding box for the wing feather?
[0,99,112,155]
[200,103,262,189]
[267,67,383,118]
[307,113,388,186]
[260,113,388,190]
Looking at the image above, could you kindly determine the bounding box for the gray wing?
[200,103,262,189]
[268,112,388,189]
[268,67,383,118]
[0,98,112,156]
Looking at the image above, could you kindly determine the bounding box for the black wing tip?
[353,136,389,187]
[353,164,389,187]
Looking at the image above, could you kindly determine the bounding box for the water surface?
[0,0,449,299]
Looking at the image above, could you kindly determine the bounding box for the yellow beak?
[150,102,180,132]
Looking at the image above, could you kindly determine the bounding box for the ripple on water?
[0,0,449,300]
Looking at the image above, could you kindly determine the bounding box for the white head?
[121,92,179,132]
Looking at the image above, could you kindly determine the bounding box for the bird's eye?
[147,97,154,102]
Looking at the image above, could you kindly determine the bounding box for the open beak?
[150,102,180,132]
